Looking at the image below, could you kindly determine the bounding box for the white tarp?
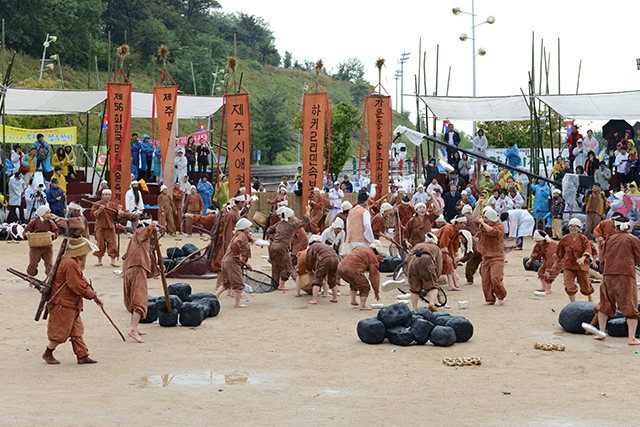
[3,88,223,119]
[420,95,532,121]
[537,91,640,120]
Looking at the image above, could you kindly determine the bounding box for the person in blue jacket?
[152,144,162,183]
[140,134,153,181]
[131,133,141,179]
[31,134,52,178]
[503,141,522,172]
[197,175,214,213]
[530,178,550,221]
[47,178,66,218]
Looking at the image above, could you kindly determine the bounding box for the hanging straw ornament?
[117,45,130,70]
[376,57,386,92]
[314,59,323,85]
[227,56,237,83]
[158,45,169,70]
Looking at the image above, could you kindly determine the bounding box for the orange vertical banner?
[107,81,132,208]
[154,85,179,170]
[225,93,251,197]
[302,92,328,201]
[366,95,391,200]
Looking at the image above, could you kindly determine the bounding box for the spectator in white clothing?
[583,130,599,152]
[328,181,344,222]
[411,184,429,206]
[572,139,588,171]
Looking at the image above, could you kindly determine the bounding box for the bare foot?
[234,304,248,308]
[330,299,338,303]
[110,263,120,268]
[94,263,103,267]
[359,306,373,311]
[294,293,301,297]
[322,294,332,298]
[137,330,147,336]
[483,301,495,305]
[463,282,474,286]
[350,302,359,306]
[545,291,553,294]
[448,287,462,291]
[278,287,290,291]
[593,335,606,341]
[308,300,317,305]
[128,331,144,343]
[498,299,506,305]
[535,289,545,292]
[629,338,640,345]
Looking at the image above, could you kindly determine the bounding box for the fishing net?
[392,261,447,307]
[242,269,279,294]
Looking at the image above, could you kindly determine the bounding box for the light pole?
[453,3,494,135]
[38,33,57,80]
[398,52,410,113]
[393,70,401,110]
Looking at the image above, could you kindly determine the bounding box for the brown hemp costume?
[593,218,617,254]
[529,240,563,285]
[305,243,340,288]
[217,231,252,291]
[310,195,331,234]
[435,223,460,275]
[158,193,176,234]
[555,233,594,296]
[23,217,59,276]
[475,218,507,303]
[290,215,309,256]
[393,204,415,246]
[122,226,154,318]
[371,213,387,240]
[337,246,381,297]
[267,215,310,282]
[173,188,185,232]
[404,242,443,294]
[404,212,438,248]
[594,231,640,320]
[90,200,119,259]
[459,236,482,283]
[47,258,93,358]
[183,193,204,235]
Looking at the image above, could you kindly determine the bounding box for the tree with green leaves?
[325,102,361,179]
[334,58,365,82]
[349,79,373,108]
[252,91,295,165]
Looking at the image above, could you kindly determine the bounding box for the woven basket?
[299,272,315,295]
[28,232,52,248]
[252,211,268,228]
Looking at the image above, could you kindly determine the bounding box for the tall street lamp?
[393,69,401,110]
[39,33,57,80]
[453,2,495,135]
[398,52,410,113]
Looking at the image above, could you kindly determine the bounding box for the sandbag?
[163,258,176,272]
[446,317,474,342]
[607,317,628,337]
[435,314,462,326]
[377,303,412,329]
[357,318,387,344]
[558,301,596,334]
[158,310,179,327]
[429,325,457,347]
[168,282,192,302]
[378,254,404,273]
[410,317,435,345]
[522,256,542,272]
[140,296,159,324]
[181,243,199,257]
[167,247,185,259]
[430,312,451,324]
[179,301,207,327]
[413,307,433,323]
[188,293,220,317]
[385,326,414,346]
[156,295,183,313]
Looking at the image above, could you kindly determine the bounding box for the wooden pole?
[415,76,422,189]
[153,229,172,313]
[108,31,111,77]
[558,38,562,151]
[191,61,197,95]
[95,56,100,90]
[576,59,582,95]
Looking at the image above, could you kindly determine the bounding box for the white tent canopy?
[537,91,640,120]
[420,95,532,121]
[3,88,223,119]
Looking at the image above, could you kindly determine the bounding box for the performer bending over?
[527,230,562,295]
[404,232,443,310]
[306,240,341,305]
[593,217,640,345]
[42,237,102,365]
[338,240,384,310]
[216,218,254,308]
[553,218,594,303]
[267,206,311,290]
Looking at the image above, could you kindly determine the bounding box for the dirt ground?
[1,233,639,427]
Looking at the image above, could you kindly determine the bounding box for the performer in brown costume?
[393,196,415,248]
[404,232,443,310]
[23,206,60,277]
[458,229,482,286]
[527,230,563,294]
[182,185,204,235]
[404,193,440,249]
[306,241,340,304]
[267,186,288,206]
[122,221,157,343]
[371,202,394,242]
[267,206,311,290]
[553,218,594,302]
[309,187,331,234]
[90,189,119,267]
[173,182,185,233]
[52,202,91,270]
[338,240,384,310]
[42,237,102,365]
[460,204,479,235]
[472,200,507,305]
[290,214,309,256]
[332,201,351,227]
[222,195,245,252]
[434,214,466,291]
[593,212,622,255]
[157,185,177,234]
[593,216,640,345]
[215,218,254,308]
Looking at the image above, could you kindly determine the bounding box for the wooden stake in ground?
[153,229,172,312]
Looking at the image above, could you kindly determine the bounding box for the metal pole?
[471,0,477,135]
[95,56,100,90]
[2,19,4,80]
[190,62,197,95]
[57,55,65,89]
[433,44,439,139]
[298,82,306,165]
[576,59,582,95]
[39,33,49,80]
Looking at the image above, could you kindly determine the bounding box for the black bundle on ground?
[413,307,433,322]
[357,318,387,344]
[140,296,159,324]
[156,295,182,326]
[446,317,474,342]
[429,325,457,347]
[168,283,192,302]
[522,256,542,272]
[188,293,220,317]
[435,314,462,326]
[377,303,412,328]
[181,243,199,257]
[378,254,403,273]
[410,317,435,345]
[179,301,207,327]
[163,257,176,272]
[558,301,597,333]
[385,326,414,346]
[430,312,451,324]
[166,247,185,259]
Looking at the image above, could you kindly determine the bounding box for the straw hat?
[65,237,98,258]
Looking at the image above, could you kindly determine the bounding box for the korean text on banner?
[366,95,391,200]
[0,125,77,145]
[302,92,327,201]
[225,93,251,197]
[107,82,132,208]
[155,85,179,169]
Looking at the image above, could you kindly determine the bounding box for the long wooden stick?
[153,229,172,312]
[101,304,126,341]
[37,237,68,321]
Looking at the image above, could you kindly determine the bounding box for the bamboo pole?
[108,31,111,77]
[558,38,562,151]
[576,59,582,95]
[433,44,439,139]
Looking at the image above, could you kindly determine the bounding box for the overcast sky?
[223,0,640,135]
